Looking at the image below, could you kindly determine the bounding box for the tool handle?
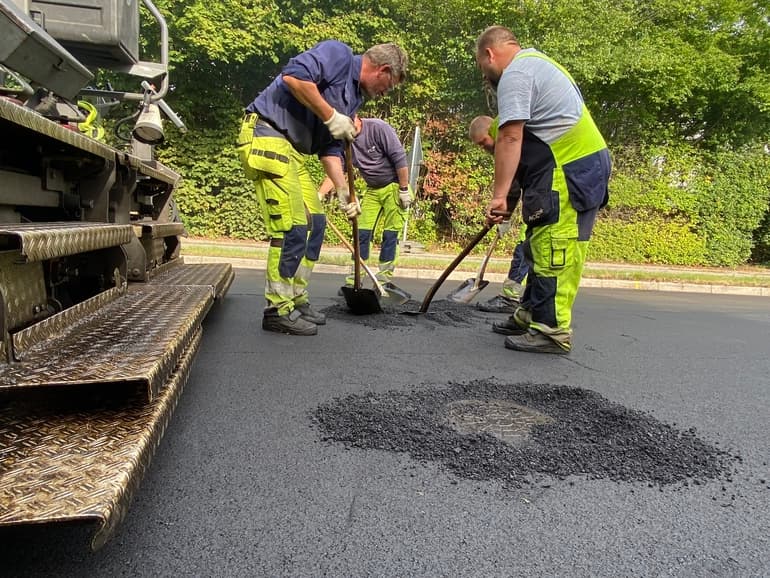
[345,142,361,290]
[419,224,493,313]
[326,218,386,296]
[472,210,512,288]
[474,229,500,289]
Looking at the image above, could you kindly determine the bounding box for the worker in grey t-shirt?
[475,25,611,354]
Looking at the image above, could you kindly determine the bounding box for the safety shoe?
[477,294,519,314]
[504,330,571,355]
[262,309,318,336]
[492,306,531,335]
[295,302,326,325]
[492,318,528,336]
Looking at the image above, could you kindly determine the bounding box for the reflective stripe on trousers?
[242,121,326,314]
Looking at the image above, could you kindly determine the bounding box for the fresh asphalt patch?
[311,379,739,489]
[321,297,493,329]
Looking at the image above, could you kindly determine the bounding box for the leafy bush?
[156,109,770,269]
[590,216,707,265]
[157,122,264,239]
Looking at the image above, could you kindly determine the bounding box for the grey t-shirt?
[497,48,583,144]
[352,118,407,188]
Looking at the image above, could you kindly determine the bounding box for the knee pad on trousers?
[306,213,326,261]
[380,230,399,263]
[358,229,373,261]
[278,225,308,278]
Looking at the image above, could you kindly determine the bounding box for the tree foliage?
[130,0,770,265]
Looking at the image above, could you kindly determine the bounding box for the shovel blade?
[447,278,490,304]
[341,286,382,315]
[379,283,411,307]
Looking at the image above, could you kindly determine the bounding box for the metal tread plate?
[147,262,234,300]
[12,286,125,360]
[0,329,201,550]
[0,222,133,262]
[0,98,112,160]
[132,221,186,239]
[0,285,212,399]
[123,154,182,187]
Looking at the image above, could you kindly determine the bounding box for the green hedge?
[158,116,770,267]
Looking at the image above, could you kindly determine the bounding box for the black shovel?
[340,143,382,315]
[447,226,500,303]
[327,219,410,307]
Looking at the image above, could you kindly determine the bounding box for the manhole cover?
[444,399,553,445]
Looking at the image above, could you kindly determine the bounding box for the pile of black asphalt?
[321,298,491,329]
[311,379,739,489]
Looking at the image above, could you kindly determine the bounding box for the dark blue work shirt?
[246,40,363,158]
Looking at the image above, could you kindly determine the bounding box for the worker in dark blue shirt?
[238,40,408,335]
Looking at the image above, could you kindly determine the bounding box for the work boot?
[262,309,318,336]
[491,318,528,336]
[492,306,531,335]
[504,329,571,355]
[501,280,525,301]
[477,294,519,314]
[295,302,326,325]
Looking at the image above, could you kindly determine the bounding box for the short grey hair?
[364,43,409,83]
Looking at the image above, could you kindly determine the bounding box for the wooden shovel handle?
[326,218,386,296]
[474,229,500,288]
[418,224,493,313]
[345,142,361,289]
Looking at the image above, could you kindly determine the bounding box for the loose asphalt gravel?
[322,297,490,329]
[312,379,738,489]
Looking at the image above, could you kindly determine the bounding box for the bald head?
[469,115,495,154]
[469,115,493,142]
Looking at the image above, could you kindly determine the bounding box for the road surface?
[2,269,769,576]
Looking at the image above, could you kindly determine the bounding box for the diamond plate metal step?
[147,261,235,300]
[0,329,201,550]
[0,98,112,161]
[0,222,133,262]
[132,221,186,239]
[0,285,213,400]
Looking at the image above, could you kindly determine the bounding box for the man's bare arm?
[487,120,524,223]
[320,155,347,191]
[396,166,409,189]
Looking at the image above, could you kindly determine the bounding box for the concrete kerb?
[181,253,770,297]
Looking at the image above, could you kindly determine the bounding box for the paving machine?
[0,0,233,549]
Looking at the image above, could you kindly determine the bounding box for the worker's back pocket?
[562,150,611,212]
[521,189,560,227]
[237,114,259,179]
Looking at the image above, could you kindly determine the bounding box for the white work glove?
[497,220,512,236]
[324,109,356,142]
[336,187,362,219]
[398,185,413,210]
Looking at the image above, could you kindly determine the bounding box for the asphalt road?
[2,269,769,577]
